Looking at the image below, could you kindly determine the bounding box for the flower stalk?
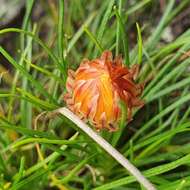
[56,107,156,190]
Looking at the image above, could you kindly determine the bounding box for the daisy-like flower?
[64,51,144,131]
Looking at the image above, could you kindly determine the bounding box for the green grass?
[1,0,190,190]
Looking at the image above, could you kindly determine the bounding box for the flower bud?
[64,51,144,131]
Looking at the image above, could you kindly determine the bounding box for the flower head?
[64,51,144,131]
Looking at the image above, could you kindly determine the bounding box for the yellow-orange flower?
[64,51,144,131]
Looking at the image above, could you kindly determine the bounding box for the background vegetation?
[1,0,190,189]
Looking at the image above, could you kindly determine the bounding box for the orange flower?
[64,51,144,131]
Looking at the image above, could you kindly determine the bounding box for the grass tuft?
[1,1,190,190]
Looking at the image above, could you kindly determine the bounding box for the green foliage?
[1,0,190,189]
